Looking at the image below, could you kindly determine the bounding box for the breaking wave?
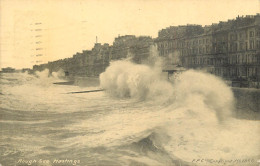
[98,60,259,165]
[1,59,259,166]
[100,60,234,122]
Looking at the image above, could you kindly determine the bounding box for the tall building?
[155,14,260,88]
[32,35,154,76]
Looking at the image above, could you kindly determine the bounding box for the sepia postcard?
[0,0,260,166]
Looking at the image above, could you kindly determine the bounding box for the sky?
[0,0,259,69]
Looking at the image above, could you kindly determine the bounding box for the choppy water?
[0,61,260,166]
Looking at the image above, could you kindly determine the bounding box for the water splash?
[98,60,259,164]
[173,70,234,122]
[100,60,233,121]
[100,60,172,101]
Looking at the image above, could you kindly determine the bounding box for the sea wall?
[232,87,260,120]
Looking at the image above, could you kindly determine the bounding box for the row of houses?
[155,14,260,87]
[32,35,154,76]
[32,14,260,87]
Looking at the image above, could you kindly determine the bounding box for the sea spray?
[98,60,260,164]
[35,69,65,80]
[99,60,173,101]
[35,69,51,79]
[51,69,65,79]
[100,60,234,122]
[172,70,234,122]
[1,67,259,166]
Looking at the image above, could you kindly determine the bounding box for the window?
[249,40,255,49]
[239,42,244,51]
[257,31,260,37]
[257,40,260,49]
[230,44,233,52]
[230,34,234,40]
[250,31,254,37]
[235,43,238,51]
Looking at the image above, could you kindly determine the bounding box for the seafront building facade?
[155,14,260,87]
[32,35,154,76]
[31,14,260,88]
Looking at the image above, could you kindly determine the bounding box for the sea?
[0,60,259,166]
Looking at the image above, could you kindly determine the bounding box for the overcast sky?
[1,0,259,69]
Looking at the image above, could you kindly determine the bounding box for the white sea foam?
[100,60,173,101]
[98,59,259,164]
[1,57,259,165]
[100,60,233,121]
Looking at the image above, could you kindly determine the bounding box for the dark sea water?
[0,63,259,166]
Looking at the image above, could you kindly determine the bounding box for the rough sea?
[0,60,259,166]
